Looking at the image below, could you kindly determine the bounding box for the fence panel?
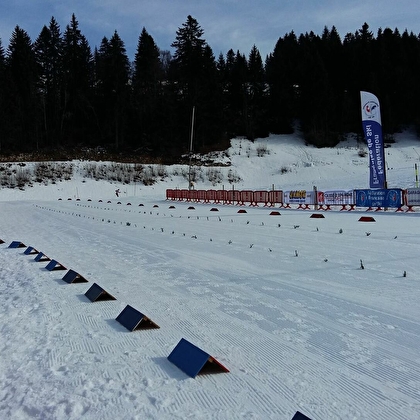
[268,190,283,206]
[253,191,269,206]
[240,190,254,205]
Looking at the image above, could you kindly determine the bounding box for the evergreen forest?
[1,14,420,161]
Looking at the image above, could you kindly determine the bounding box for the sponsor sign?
[360,91,386,189]
[355,189,402,208]
[284,190,314,205]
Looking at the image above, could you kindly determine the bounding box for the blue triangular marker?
[168,338,229,378]
[34,252,50,262]
[62,269,88,284]
[8,241,26,248]
[24,246,38,255]
[291,411,312,420]
[85,283,116,302]
[45,259,66,271]
[116,305,159,331]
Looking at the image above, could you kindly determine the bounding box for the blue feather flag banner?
[360,91,386,189]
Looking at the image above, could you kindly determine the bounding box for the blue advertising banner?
[360,91,386,189]
[355,189,402,208]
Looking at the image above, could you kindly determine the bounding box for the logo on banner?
[363,101,379,119]
[289,190,306,200]
[386,190,398,203]
[357,190,368,207]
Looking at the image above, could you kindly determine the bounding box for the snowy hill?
[1,131,420,420]
[1,128,420,202]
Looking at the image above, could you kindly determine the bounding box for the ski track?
[1,199,420,419]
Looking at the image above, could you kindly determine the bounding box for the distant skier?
[115,188,120,197]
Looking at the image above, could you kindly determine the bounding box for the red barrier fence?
[207,189,217,203]
[268,190,283,206]
[240,190,254,206]
[181,189,189,201]
[225,190,242,205]
[253,191,269,206]
[196,190,207,202]
[166,189,283,206]
[215,190,226,204]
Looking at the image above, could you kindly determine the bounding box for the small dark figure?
[295,250,299,257]
[115,188,120,197]
[366,232,371,236]
[339,228,343,234]
[360,259,364,269]
[403,271,407,277]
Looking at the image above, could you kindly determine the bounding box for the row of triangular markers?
[2,238,310,420]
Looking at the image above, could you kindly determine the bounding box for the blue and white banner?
[355,189,402,208]
[360,91,386,189]
[318,190,354,205]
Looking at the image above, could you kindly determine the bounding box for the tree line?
[0,14,419,159]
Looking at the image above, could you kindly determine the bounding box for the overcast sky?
[1,0,420,60]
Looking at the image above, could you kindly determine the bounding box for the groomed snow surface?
[1,131,420,419]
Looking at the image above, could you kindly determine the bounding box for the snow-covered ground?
[1,130,420,420]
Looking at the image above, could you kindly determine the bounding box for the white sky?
[1,0,420,60]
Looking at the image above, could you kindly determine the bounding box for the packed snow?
[1,130,420,420]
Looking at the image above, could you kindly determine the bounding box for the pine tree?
[265,31,298,134]
[0,39,7,151]
[62,14,94,144]
[171,15,206,104]
[6,26,39,150]
[132,27,163,152]
[170,15,224,153]
[94,31,130,149]
[247,45,268,139]
[298,31,333,146]
[133,28,161,95]
[319,26,345,135]
[34,17,64,146]
[225,50,248,137]
[197,44,224,149]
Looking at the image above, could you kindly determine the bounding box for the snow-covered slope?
[1,131,420,420]
[1,128,420,202]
